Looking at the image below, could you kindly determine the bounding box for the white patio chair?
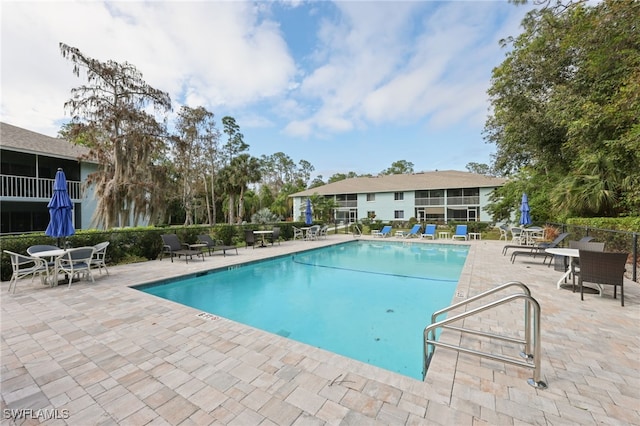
[91,241,110,275]
[56,247,96,288]
[4,250,49,293]
[293,226,305,241]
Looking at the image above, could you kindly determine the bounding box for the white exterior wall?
[294,186,500,224]
[80,162,151,229]
[80,163,98,229]
[292,198,306,221]
[478,187,495,222]
[356,191,416,222]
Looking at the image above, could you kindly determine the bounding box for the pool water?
[138,241,468,379]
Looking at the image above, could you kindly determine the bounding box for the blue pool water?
[137,241,468,379]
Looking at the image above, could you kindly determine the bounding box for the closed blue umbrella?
[519,193,532,226]
[45,168,75,246]
[305,198,313,225]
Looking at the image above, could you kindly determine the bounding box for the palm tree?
[230,154,261,222]
[553,154,624,216]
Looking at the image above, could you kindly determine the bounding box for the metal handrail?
[423,282,547,389]
[430,281,532,354]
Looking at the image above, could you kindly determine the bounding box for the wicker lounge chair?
[160,234,204,263]
[198,234,238,256]
[510,232,570,264]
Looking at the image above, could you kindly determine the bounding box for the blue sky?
[1,1,535,181]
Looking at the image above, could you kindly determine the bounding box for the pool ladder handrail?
[423,281,547,389]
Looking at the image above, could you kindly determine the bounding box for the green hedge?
[0,222,312,282]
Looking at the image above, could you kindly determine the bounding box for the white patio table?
[31,248,66,286]
[253,230,273,247]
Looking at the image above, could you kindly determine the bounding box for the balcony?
[1,174,82,200]
[415,197,445,206]
[336,200,358,208]
[446,196,479,205]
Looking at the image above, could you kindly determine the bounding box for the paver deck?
[2,235,639,425]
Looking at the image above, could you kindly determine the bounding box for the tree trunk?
[228,194,235,224]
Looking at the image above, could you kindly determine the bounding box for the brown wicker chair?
[569,241,604,289]
[244,230,256,249]
[578,250,628,306]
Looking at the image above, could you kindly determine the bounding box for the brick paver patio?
[2,235,638,425]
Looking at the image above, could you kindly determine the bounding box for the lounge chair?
[402,224,422,238]
[578,250,628,306]
[160,234,205,262]
[421,224,436,239]
[56,247,96,288]
[4,250,49,293]
[198,234,238,256]
[510,232,570,264]
[452,225,468,241]
[372,225,392,238]
[503,232,569,257]
[90,241,110,275]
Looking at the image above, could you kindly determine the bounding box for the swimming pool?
[137,241,468,379]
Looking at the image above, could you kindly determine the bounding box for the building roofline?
[290,170,506,197]
[1,121,95,163]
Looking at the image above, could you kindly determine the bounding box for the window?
[394,210,404,219]
[367,211,376,219]
[394,192,404,201]
[366,193,375,202]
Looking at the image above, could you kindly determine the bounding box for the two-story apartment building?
[290,170,506,224]
[1,122,98,234]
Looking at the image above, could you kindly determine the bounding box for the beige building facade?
[291,170,506,224]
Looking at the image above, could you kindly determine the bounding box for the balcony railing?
[336,200,358,208]
[1,174,82,200]
[415,196,479,206]
[446,196,479,205]
[415,197,445,206]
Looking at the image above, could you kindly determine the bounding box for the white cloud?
[1,0,535,175]
[1,1,296,135]
[284,1,532,138]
